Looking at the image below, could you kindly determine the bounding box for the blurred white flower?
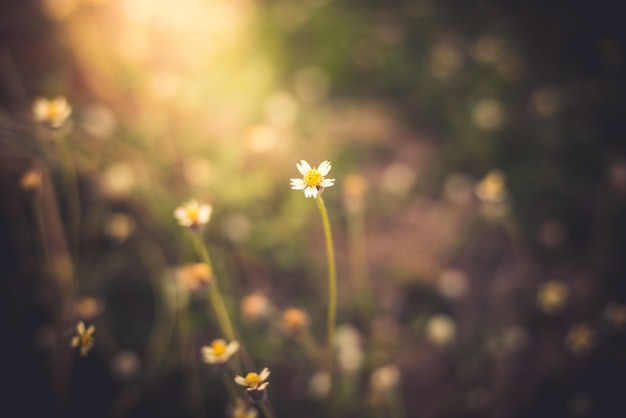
[425,315,457,346]
[201,339,240,365]
[370,364,400,392]
[174,199,212,230]
[33,96,72,129]
[308,370,331,399]
[335,324,364,374]
[437,269,468,300]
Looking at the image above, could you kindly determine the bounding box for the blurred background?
[2,0,626,417]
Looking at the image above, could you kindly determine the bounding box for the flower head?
[537,281,569,314]
[20,168,43,195]
[201,339,239,365]
[240,293,272,324]
[475,170,507,203]
[282,307,309,335]
[231,399,258,418]
[290,160,335,198]
[70,321,95,357]
[175,262,213,292]
[174,199,212,230]
[565,323,595,356]
[604,303,626,329]
[235,367,270,395]
[33,96,72,129]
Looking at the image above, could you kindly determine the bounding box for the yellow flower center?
[303,168,323,188]
[186,206,199,222]
[211,340,227,356]
[244,372,262,387]
[48,103,62,119]
[80,333,94,348]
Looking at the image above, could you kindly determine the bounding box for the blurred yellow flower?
[281,307,309,335]
[475,170,507,203]
[173,199,212,230]
[231,399,258,418]
[370,364,400,392]
[175,262,213,292]
[33,96,72,129]
[201,339,239,365]
[20,168,43,194]
[604,303,626,329]
[240,293,272,323]
[235,367,270,392]
[290,160,335,198]
[565,323,595,356]
[73,296,104,320]
[343,173,368,212]
[71,321,95,357]
[425,314,457,347]
[537,281,569,314]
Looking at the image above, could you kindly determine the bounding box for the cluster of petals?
[71,321,95,357]
[201,339,239,365]
[290,160,335,198]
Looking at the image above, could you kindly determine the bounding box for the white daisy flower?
[201,339,239,365]
[235,367,271,392]
[290,160,335,198]
[173,199,212,230]
[33,96,72,129]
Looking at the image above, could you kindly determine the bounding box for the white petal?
[198,206,212,223]
[297,160,311,176]
[291,180,306,190]
[234,376,247,386]
[321,178,335,188]
[256,382,270,391]
[226,341,240,355]
[76,321,85,334]
[317,161,332,176]
[259,367,271,381]
[304,187,316,198]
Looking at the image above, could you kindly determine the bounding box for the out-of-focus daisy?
[71,321,95,357]
[201,339,239,365]
[33,96,72,129]
[241,293,273,324]
[604,303,626,329]
[235,368,270,401]
[565,323,595,356]
[290,160,335,198]
[231,399,258,418]
[173,199,212,230]
[20,168,43,195]
[425,314,457,347]
[343,173,368,212]
[475,170,507,203]
[537,281,569,314]
[281,307,309,335]
[175,262,213,293]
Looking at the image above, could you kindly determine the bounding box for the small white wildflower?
[173,199,212,230]
[290,160,335,198]
[201,339,239,365]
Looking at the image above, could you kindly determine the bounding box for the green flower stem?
[259,400,276,418]
[191,233,236,341]
[221,371,239,403]
[55,130,81,263]
[315,194,337,380]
